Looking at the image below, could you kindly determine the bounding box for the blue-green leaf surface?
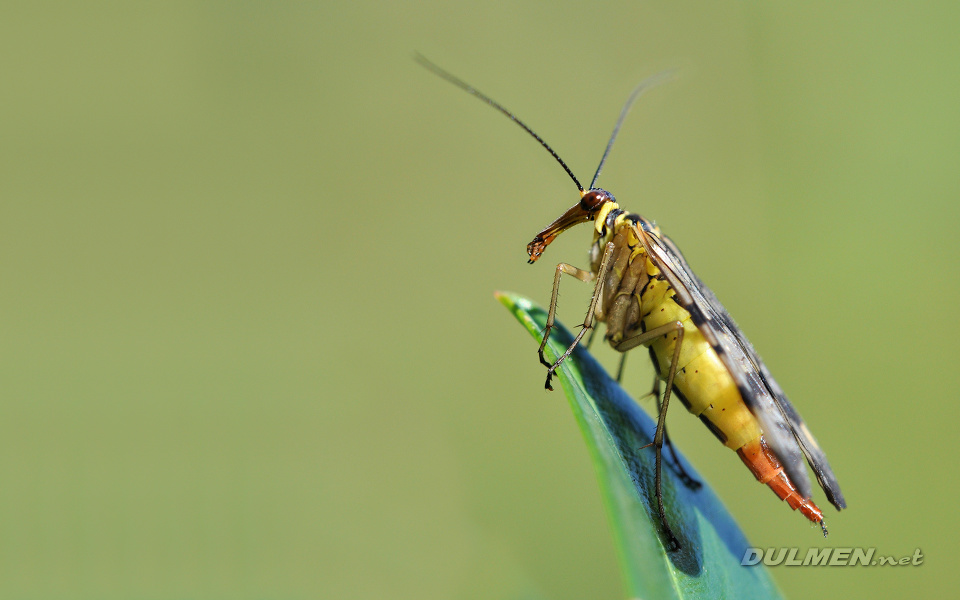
[497,291,782,599]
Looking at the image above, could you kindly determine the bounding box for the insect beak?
[526,202,593,263]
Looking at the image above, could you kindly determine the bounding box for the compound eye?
[579,189,609,211]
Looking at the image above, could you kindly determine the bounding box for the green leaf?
[496,291,782,599]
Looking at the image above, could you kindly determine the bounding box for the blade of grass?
[497,291,782,599]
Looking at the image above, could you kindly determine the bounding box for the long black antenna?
[415,53,584,193]
[589,70,676,190]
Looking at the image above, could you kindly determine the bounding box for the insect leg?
[621,359,696,486]
[613,320,685,550]
[538,264,596,369]
[648,377,701,490]
[542,242,615,391]
[585,326,600,351]
[615,353,628,383]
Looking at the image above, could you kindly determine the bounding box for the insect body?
[418,55,846,547]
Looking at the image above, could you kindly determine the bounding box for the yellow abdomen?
[639,261,762,452]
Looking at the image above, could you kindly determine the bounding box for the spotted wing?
[637,224,843,509]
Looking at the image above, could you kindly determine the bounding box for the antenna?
[415,53,584,193]
[589,70,676,190]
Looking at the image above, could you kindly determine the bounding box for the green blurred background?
[2,2,957,598]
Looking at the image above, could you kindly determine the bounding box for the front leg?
[538,262,595,370]
[541,242,615,390]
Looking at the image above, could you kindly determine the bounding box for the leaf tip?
[494,290,532,312]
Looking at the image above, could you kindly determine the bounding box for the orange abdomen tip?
[737,437,826,530]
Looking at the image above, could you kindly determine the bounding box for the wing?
[635,223,844,510]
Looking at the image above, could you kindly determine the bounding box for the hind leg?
[646,377,701,490]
